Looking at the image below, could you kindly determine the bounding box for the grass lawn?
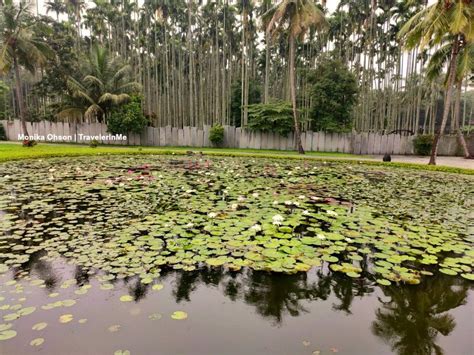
[0,141,472,175]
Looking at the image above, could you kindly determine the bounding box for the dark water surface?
[1,156,473,354]
[1,257,473,355]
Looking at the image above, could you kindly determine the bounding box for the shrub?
[22,139,37,147]
[89,139,99,148]
[413,134,433,156]
[0,123,6,141]
[247,101,294,136]
[209,124,224,146]
[108,95,148,136]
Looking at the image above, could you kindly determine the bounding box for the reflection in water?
[372,275,471,355]
[4,252,472,355]
[11,250,59,290]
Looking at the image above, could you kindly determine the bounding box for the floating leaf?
[0,329,17,341]
[32,322,47,331]
[119,295,133,302]
[171,311,188,320]
[30,337,44,346]
[59,314,73,323]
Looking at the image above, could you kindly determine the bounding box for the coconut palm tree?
[399,0,474,165]
[264,0,327,154]
[426,38,473,158]
[0,0,53,137]
[59,45,141,122]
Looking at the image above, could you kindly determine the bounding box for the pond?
[0,155,473,354]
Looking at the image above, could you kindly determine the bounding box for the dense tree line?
[0,1,473,159]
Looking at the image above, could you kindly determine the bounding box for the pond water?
[0,155,473,354]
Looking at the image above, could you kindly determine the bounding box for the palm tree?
[59,45,141,122]
[45,0,67,21]
[372,275,469,355]
[264,0,327,154]
[0,0,53,137]
[427,38,473,158]
[399,0,473,165]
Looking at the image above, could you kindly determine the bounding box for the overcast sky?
[33,0,341,15]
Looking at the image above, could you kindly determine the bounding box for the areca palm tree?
[0,0,53,137]
[59,45,141,122]
[264,0,327,154]
[45,0,67,21]
[399,0,474,165]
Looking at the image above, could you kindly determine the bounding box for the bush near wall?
[413,135,433,156]
[0,123,7,141]
[209,124,224,146]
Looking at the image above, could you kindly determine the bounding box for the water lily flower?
[252,192,259,198]
[317,234,326,240]
[250,224,261,232]
[345,237,353,243]
[272,214,284,225]
[185,223,194,228]
[273,200,279,205]
[231,203,238,210]
[208,212,217,218]
[302,210,310,216]
[49,168,56,173]
[298,195,306,200]
[237,196,245,202]
[326,210,338,217]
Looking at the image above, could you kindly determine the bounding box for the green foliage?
[60,46,141,122]
[230,79,262,127]
[247,101,294,136]
[414,134,434,156]
[107,96,148,136]
[89,139,99,148]
[0,122,6,140]
[209,124,224,146]
[307,56,358,133]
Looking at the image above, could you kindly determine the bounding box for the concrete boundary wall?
[0,120,469,156]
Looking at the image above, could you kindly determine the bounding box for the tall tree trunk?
[289,35,304,154]
[429,36,459,165]
[454,80,471,158]
[264,32,270,104]
[13,56,29,137]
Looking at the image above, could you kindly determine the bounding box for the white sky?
[33,0,340,16]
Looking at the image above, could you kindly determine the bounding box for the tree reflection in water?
[372,274,471,355]
[9,253,471,354]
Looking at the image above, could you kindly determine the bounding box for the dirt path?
[370,155,474,170]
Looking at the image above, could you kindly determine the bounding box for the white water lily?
[185,223,194,228]
[252,192,259,198]
[302,210,310,216]
[48,168,56,173]
[345,237,353,242]
[250,224,262,232]
[272,200,279,205]
[284,200,293,205]
[298,195,306,200]
[231,203,238,210]
[317,234,326,240]
[208,212,217,218]
[272,214,284,225]
[326,210,338,217]
[237,196,245,202]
